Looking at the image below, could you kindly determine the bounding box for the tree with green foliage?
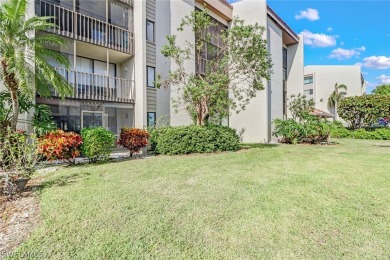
[287,93,315,122]
[158,8,272,126]
[338,94,390,129]
[372,84,390,95]
[0,0,72,131]
[328,83,347,120]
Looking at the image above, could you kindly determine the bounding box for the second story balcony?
[36,0,134,55]
[52,67,135,103]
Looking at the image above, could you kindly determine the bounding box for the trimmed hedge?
[150,125,240,155]
[331,127,390,140]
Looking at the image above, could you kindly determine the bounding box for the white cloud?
[363,56,390,69]
[295,8,320,21]
[365,81,376,88]
[300,30,337,47]
[329,46,366,60]
[329,48,359,60]
[327,27,333,32]
[377,75,390,84]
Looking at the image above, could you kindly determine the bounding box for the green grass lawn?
[14,139,390,259]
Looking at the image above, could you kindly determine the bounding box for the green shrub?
[330,127,351,138]
[301,120,331,143]
[375,128,390,140]
[273,119,302,144]
[273,118,331,144]
[81,127,116,163]
[0,130,39,196]
[330,122,351,138]
[0,130,39,177]
[150,125,239,155]
[330,125,390,140]
[351,128,390,140]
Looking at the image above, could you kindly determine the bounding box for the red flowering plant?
[118,128,150,157]
[38,130,82,163]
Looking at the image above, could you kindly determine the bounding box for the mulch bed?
[0,179,42,258]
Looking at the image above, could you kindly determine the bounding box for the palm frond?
[337,84,347,91]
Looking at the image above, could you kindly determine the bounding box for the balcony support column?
[73,41,77,98]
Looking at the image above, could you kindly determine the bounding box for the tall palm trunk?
[334,100,337,121]
[2,60,19,131]
[10,87,19,131]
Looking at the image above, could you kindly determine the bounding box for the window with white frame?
[147,66,155,88]
[146,20,155,42]
[304,77,313,84]
[147,112,156,127]
[304,89,314,95]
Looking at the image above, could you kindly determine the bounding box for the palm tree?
[0,0,72,131]
[328,83,347,120]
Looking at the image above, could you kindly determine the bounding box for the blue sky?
[229,0,390,93]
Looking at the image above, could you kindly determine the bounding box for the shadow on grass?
[239,143,279,150]
[24,156,147,194]
[29,171,88,193]
[374,144,390,148]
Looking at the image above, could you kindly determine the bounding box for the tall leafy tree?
[0,0,71,131]
[372,84,390,95]
[159,9,272,126]
[328,83,347,120]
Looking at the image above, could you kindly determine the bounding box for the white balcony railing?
[36,0,134,55]
[54,68,135,103]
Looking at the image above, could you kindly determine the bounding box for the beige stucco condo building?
[303,65,366,119]
[0,0,304,143]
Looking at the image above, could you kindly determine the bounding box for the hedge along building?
[303,65,366,120]
[0,0,304,143]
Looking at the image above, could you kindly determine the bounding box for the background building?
[303,65,366,119]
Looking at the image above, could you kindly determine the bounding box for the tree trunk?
[1,61,19,131]
[334,101,338,121]
[10,88,19,131]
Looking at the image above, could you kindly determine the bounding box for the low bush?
[81,127,116,163]
[273,118,331,144]
[351,128,390,140]
[0,130,39,176]
[150,125,240,155]
[38,130,82,163]
[118,128,150,157]
[272,119,302,144]
[0,130,39,196]
[329,122,351,138]
[330,125,390,140]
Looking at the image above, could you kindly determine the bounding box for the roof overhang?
[267,6,299,45]
[310,108,335,118]
[196,0,233,21]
